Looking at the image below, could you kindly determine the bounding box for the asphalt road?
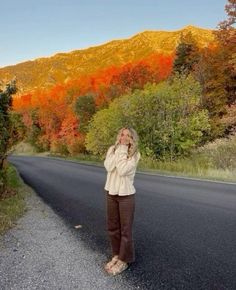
[8,155,236,290]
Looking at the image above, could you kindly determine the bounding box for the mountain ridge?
[0,25,215,93]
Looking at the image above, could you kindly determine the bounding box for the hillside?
[0,25,215,93]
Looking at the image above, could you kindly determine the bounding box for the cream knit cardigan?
[104,144,141,196]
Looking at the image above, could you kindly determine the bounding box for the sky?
[0,0,228,68]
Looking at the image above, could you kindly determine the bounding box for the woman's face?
[119,129,131,145]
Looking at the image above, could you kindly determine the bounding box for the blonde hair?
[113,127,139,158]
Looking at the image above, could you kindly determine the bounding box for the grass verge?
[0,164,30,235]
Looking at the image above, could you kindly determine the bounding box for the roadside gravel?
[0,184,140,290]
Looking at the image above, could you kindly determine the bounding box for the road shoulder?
[0,182,136,290]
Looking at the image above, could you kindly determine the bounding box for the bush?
[85,75,211,160]
[193,133,236,170]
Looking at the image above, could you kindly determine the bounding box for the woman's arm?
[115,145,140,176]
[104,145,116,172]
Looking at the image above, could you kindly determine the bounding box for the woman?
[103,127,141,276]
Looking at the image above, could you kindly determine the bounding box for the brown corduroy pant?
[106,191,135,263]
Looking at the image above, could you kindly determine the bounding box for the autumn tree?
[108,62,155,99]
[193,0,236,139]
[215,0,236,106]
